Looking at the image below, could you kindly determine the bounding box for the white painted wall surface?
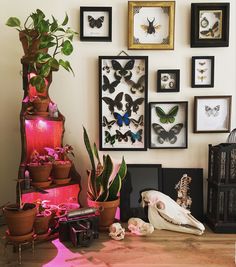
[0,0,235,206]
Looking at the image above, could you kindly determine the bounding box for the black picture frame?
[99,56,148,151]
[120,164,162,222]
[194,95,232,133]
[191,56,214,88]
[161,168,204,222]
[157,69,180,92]
[149,101,188,149]
[80,6,112,42]
[191,3,230,47]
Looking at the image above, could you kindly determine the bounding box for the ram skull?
[141,190,205,235]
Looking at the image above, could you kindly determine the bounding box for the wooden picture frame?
[157,69,180,92]
[191,3,230,47]
[192,56,214,88]
[99,56,148,151]
[80,6,112,42]
[128,1,175,50]
[162,168,204,221]
[120,164,162,222]
[149,101,188,149]
[194,96,232,133]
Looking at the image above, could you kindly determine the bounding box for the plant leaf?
[6,17,21,28]
[50,16,58,32]
[62,13,69,26]
[100,155,113,191]
[39,64,51,77]
[93,143,101,164]
[49,58,59,71]
[58,59,74,75]
[117,157,127,181]
[30,75,45,92]
[107,174,121,201]
[61,40,73,56]
[87,170,97,200]
[83,127,95,171]
[36,53,51,64]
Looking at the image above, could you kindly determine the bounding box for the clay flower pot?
[53,160,72,179]
[28,163,52,182]
[87,198,120,230]
[32,97,50,116]
[34,210,52,235]
[3,203,37,236]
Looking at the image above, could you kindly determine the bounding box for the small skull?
[128,218,154,236]
[109,223,125,241]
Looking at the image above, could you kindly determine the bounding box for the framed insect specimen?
[192,56,214,88]
[99,56,148,151]
[157,69,180,92]
[161,168,204,221]
[149,101,188,149]
[80,6,112,42]
[194,96,232,133]
[120,164,162,222]
[191,3,230,47]
[128,1,175,50]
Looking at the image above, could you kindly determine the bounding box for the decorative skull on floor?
[141,190,205,235]
[109,223,125,240]
[128,217,154,236]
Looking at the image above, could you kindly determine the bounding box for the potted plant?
[83,127,127,230]
[3,180,37,238]
[28,149,54,187]
[33,200,52,237]
[6,9,77,112]
[45,144,74,184]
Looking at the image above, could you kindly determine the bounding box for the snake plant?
[83,127,127,202]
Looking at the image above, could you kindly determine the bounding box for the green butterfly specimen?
[155,105,179,124]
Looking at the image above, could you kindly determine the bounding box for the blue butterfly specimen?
[102,75,120,94]
[113,111,131,127]
[111,59,135,81]
[130,115,144,128]
[152,123,183,144]
[116,130,131,142]
[102,92,123,114]
[125,94,144,113]
[130,129,143,144]
[104,131,116,146]
[102,116,116,130]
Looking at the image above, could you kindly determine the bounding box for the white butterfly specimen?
[205,105,220,117]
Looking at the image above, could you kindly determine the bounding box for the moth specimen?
[200,21,219,38]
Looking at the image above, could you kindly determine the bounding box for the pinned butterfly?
[88,16,104,28]
[155,105,179,124]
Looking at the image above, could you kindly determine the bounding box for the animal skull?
[128,217,154,236]
[141,190,205,236]
[109,223,125,241]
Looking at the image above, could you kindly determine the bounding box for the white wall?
[0,0,235,206]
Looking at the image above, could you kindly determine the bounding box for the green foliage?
[6,9,78,92]
[83,127,127,202]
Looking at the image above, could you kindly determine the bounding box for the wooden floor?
[0,225,236,267]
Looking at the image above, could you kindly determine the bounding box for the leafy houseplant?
[45,145,74,181]
[28,149,54,184]
[6,9,77,92]
[83,127,127,229]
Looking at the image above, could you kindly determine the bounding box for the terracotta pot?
[28,163,52,182]
[33,98,50,113]
[34,210,52,235]
[19,30,48,57]
[87,198,120,230]
[3,203,37,236]
[53,161,72,179]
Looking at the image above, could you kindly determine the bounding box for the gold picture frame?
[128,1,175,50]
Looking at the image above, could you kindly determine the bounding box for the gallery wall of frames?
[79,1,232,151]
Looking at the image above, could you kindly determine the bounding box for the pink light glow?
[22,184,80,206]
[37,119,47,130]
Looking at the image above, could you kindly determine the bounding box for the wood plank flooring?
[0,225,236,267]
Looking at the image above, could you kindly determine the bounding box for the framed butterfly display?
[80,6,112,42]
[128,1,175,50]
[157,69,180,92]
[191,3,230,47]
[194,96,232,133]
[99,56,148,151]
[149,102,188,149]
[192,56,214,88]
